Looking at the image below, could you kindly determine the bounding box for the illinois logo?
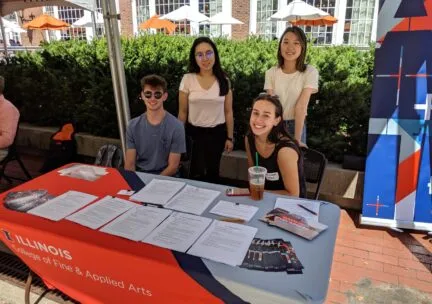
[1,230,14,242]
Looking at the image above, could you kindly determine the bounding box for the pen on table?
[297,204,317,216]
[219,217,245,224]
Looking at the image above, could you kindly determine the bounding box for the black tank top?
[247,134,306,198]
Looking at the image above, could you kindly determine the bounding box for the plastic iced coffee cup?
[248,166,267,201]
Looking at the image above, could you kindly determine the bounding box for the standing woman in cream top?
[264,26,318,147]
[178,37,234,183]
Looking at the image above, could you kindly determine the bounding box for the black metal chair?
[0,128,32,183]
[301,147,327,200]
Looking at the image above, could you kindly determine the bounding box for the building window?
[2,13,22,45]
[57,6,86,40]
[44,6,60,41]
[136,0,151,27]
[302,0,336,45]
[155,0,190,35]
[256,0,278,39]
[199,0,223,36]
[343,0,374,46]
[94,0,104,36]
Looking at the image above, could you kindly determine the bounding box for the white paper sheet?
[130,179,185,206]
[66,196,136,229]
[165,185,220,215]
[209,200,259,222]
[188,220,258,266]
[275,197,320,222]
[100,206,173,241]
[143,212,212,252]
[27,191,98,221]
[117,190,135,196]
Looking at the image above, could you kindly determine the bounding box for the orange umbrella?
[290,15,337,26]
[23,14,70,30]
[139,15,176,34]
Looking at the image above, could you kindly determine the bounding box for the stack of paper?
[143,212,212,252]
[130,179,185,206]
[66,196,136,229]
[100,206,173,241]
[165,185,220,215]
[27,191,98,221]
[188,220,258,266]
[209,200,259,222]
[58,164,108,181]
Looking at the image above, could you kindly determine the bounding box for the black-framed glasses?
[143,91,164,99]
[195,50,214,61]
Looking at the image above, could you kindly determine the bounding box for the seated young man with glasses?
[124,75,186,176]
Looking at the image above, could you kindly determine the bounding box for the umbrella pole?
[101,0,130,155]
[91,10,97,39]
[0,17,9,58]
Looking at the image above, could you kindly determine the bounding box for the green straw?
[255,152,259,167]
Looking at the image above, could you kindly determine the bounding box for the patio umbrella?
[269,0,330,22]
[159,5,209,23]
[290,15,338,26]
[139,15,177,34]
[1,18,26,33]
[23,14,70,30]
[205,12,244,25]
[72,11,103,27]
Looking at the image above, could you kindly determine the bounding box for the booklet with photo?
[3,189,55,213]
[240,238,303,274]
[261,208,328,240]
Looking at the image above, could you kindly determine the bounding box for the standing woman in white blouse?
[178,37,234,183]
[264,26,319,147]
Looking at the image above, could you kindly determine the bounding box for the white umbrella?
[204,12,244,25]
[269,0,329,21]
[72,11,104,27]
[1,18,25,33]
[159,5,210,23]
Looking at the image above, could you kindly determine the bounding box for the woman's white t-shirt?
[264,65,319,120]
[179,73,226,127]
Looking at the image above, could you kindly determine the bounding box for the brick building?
[6,0,378,47]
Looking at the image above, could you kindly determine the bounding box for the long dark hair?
[277,26,307,72]
[188,37,229,96]
[248,94,298,146]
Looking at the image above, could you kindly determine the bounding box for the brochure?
[240,238,303,274]
[261,208,328,240]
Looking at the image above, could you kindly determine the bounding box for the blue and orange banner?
[362,0,432,230]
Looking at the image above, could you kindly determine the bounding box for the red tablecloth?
[0,164,235,303]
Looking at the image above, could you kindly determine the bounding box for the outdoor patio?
[0,152,431,304]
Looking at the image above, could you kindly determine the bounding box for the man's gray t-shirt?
[126,112,186,174]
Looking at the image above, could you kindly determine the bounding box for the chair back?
[94,144,124,168]
[0,120,32,181]
[301,147,327,200]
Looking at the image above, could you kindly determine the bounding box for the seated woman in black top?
[245,94,306,198]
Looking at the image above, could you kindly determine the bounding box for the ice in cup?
[248,166,267,200]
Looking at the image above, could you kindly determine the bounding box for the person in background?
[245,93,306,198]
[178,37,234,183]
[0,76,20,161]
[124,75,186,176]
[264,26,318,147]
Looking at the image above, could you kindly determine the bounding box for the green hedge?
[0,35,374,162]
